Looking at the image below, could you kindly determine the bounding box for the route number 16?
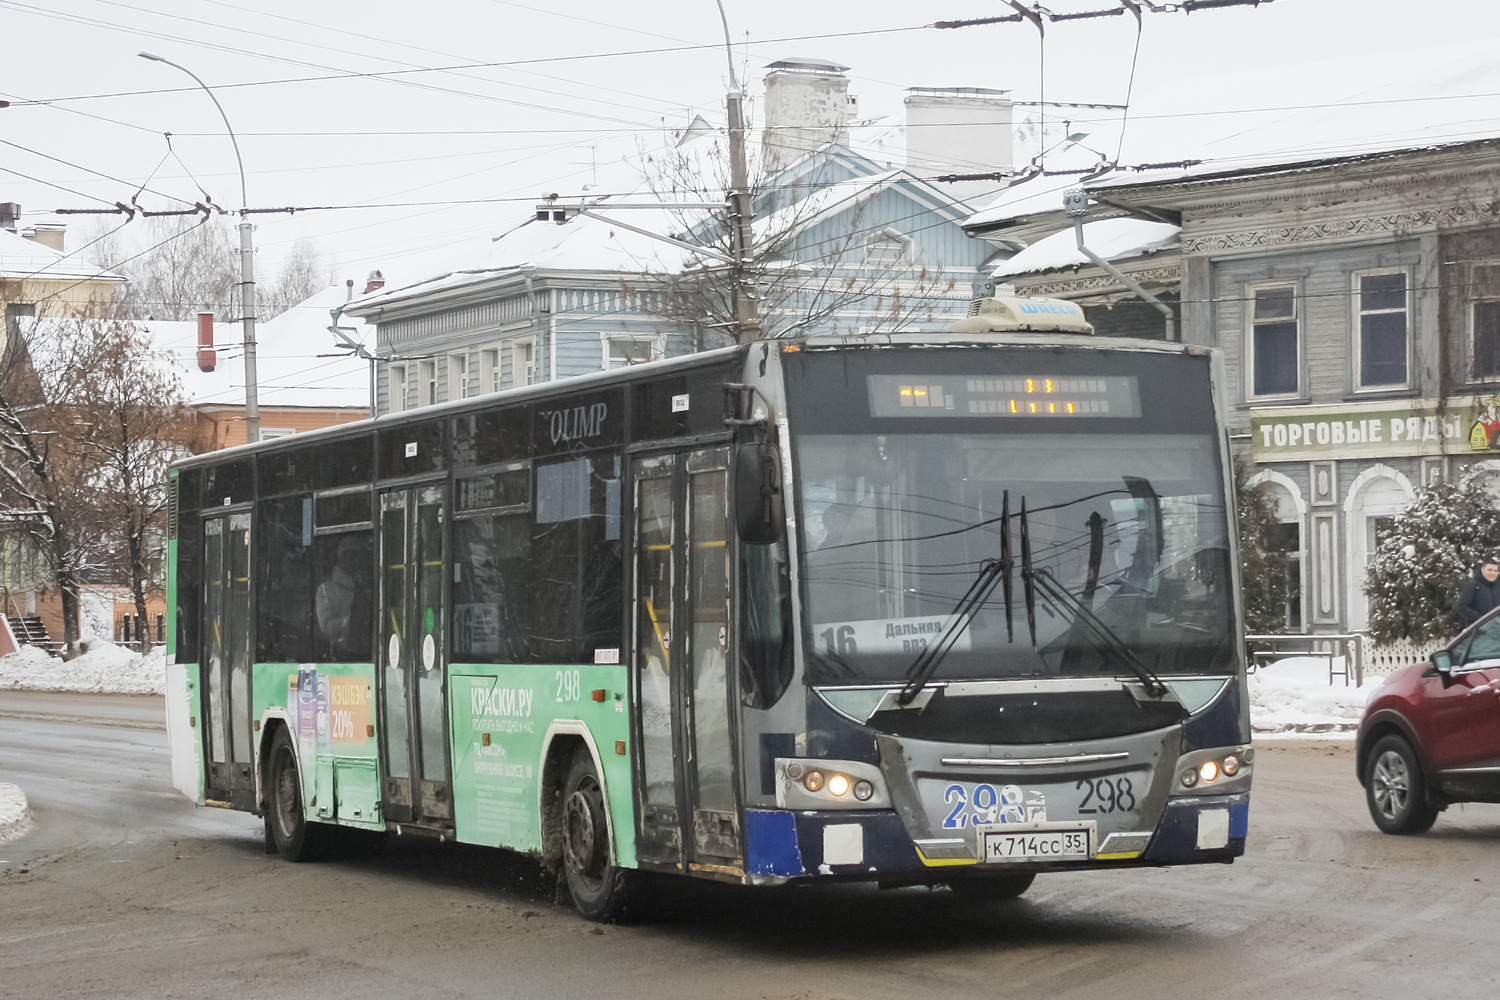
[820,626,858,657]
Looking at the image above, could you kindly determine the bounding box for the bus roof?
[170,334,1215,472]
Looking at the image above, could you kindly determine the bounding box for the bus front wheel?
[560,751,629,922]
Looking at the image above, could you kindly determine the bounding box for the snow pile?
[0,639,165,695]
[1248,656,1381,735]
[0,783,30,844]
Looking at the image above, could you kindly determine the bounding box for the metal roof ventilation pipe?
[196,312,217,372]
[1063,189,1176,342]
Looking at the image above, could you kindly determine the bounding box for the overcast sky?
[4,0,1499,292]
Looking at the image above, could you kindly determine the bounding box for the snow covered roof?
[349,154,698,314]
[988,219,1180,279]
[967,37,1500,232]
[143,284,371,410]
[0,226,125,283]
[350,138,974,318]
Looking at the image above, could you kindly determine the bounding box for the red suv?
[1357,609,1500,834]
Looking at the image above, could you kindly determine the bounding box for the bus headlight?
[776,759,890,810]
[1171,746,1252,795]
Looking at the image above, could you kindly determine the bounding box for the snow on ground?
[0,638,165,696]
[0,782,29,844]
[0,641,1401,736]
[1249,655,1383,738]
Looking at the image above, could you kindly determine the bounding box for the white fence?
[1246,633,1443,685]
[1362,637,1444,677]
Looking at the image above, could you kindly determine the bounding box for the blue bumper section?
[744,809,921,877]
[1142,793,1250,863]
[744,809,804,877]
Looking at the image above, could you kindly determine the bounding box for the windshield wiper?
[897,491,1013,706]
[1019,500,1168,697]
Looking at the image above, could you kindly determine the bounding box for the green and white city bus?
[165,297,1252,920]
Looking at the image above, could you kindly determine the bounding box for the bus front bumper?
[743,794,1248,883]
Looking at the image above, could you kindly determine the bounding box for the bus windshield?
[787,350,1235,687]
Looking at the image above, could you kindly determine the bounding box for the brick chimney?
[904,88,1013,204]
[197,312,217,372]
[761,58,856,169]
[22,223,66,252]
[364,269,385,295]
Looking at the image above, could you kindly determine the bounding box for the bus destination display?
[867,375,1141,418]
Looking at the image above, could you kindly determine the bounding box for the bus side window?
[257,496,316,663]
[739,539,792,709]
[453,512,531,663]
[313,530,374,663]
[532,453,624,664]
[176,470,202,662]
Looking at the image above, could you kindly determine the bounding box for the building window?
[604,335,655,370]
[512,338,536,386]
[481,348,502,394]
[419,360,437,407]
[388,363,408,414]
[258,428,296,441]
[865,230,909,268]
[448,353,470,400]
[1477,301,1500,379]
[1471,264,1500,381]
[1249,284,1299,398]
[1268,521,1302,631]
[1355,271,1409,389]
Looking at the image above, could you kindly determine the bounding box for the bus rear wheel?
[948,872,1036,900]
[560,751,629,922]
[266,727,326,862]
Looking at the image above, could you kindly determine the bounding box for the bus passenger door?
[201,511,254,806]
[631,449,741,870]
[378,485,453,826]
[632,456,680,863]
[684,448,739,864]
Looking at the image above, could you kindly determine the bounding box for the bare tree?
[73,311,191,652]
[0,294,189,654]
[0,290,113,654]
[258,238,326,320]
[118,216,239,321]
[107,217,325,322]
[639,128,960,349]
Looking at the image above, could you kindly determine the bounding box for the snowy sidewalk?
[0,640,1384,736]
[0,640,165,696]
[1249,655,1379,737]
[0,783,30,844]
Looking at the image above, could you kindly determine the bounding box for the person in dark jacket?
[1457,559,1500,627]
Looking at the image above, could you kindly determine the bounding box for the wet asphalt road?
[2,689,1498,1000]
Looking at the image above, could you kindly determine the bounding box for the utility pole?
[716,1,759,344]
[725,88,759,345]
[139,52,260,443]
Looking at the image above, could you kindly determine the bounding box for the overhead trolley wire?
[6,22,938,108]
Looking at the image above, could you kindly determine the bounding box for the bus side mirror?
[734,441,783,545]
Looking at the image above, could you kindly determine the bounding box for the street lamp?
[139,51,261,443]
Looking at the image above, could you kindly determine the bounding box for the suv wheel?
[1366,734,1439,835]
